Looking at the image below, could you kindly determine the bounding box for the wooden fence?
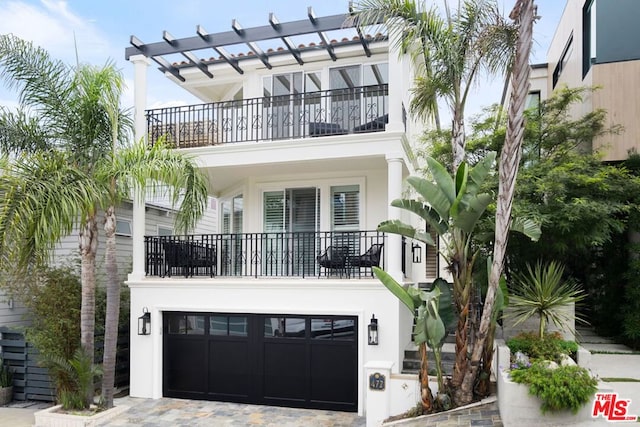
[0,327,129,402]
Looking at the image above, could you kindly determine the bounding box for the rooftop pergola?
[124,6,386,83]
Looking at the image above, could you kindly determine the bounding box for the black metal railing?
[146,85,389,148]
[145,231,386,279]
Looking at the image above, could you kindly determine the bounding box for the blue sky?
[0,0,566,118]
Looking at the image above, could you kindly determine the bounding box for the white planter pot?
[496,344,613,426]
[34,404,129,427]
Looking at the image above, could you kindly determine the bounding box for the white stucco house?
[124,8,442,417]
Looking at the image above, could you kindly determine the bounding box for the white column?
[364,361,394,427]
[129,55,151,281]
[386,153,404,282]
[386,18,405,133]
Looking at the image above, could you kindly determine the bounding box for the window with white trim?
[116,218,132,237]
[331,185,359,231]
[157,225,173,236]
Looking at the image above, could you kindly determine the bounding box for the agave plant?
[509,260,586,339]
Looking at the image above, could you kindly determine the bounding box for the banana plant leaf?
[406,176,451,224]
[377,219,435,246]
[426,157,455,206]
[453,193,493,234]
[372,266,417,313]
[451,162,469,218]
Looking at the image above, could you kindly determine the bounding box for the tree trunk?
[451,109,465,170]
[102,205,120,408]
[419,342,434,413]
[455,0,536,406]
[79,214,98,406]
[450,245,476,389]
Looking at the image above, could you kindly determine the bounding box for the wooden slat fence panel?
[0,326,130,401]
[0,328,54,402]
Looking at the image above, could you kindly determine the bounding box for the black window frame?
[552,33,573,89]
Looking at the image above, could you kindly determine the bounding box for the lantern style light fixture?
[412,243,422,264]
[138,307,151,335]
[368,314,379,345]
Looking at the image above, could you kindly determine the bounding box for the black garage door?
[163,312,358,412]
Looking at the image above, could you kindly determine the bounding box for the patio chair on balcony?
[163,241,217,278]
[348,243,384,277]
[309,122,347,137]
[317,245,350,278]
[352,114,388,133]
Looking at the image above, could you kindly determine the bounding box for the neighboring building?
[52,198,218,282]
[536,0,640,161]
[0,198,217,330]
[0,290,28,330]
[124,8,439,415]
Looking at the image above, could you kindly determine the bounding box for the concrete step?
[402,342,456,375]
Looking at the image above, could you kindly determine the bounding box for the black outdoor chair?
[317,245,350,278]
[348,243,384,277]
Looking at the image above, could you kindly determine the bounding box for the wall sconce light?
[138,307,151,335]
[368,314,379,345]
[412,243,422,263]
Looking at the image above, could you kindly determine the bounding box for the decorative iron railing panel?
[145,231,386,279]
[146,85,389,148]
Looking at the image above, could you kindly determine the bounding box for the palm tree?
[98,140,208,407]
[350,0,516,169]
[0,36,115,373]
[459,0,537,406]
[0,35,209,408]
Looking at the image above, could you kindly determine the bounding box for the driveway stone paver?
[97,397,366,426]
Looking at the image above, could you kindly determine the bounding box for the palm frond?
[0,152,106,271]
[0,34,73,123]
[103,138,209,233]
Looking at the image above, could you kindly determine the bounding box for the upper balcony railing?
[146,84,389,148]
[145,230,386,279]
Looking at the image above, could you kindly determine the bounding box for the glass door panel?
[330,66,361,132]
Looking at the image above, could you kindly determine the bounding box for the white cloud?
[0,0,112,64]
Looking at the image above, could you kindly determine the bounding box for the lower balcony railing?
[145,231,386,279]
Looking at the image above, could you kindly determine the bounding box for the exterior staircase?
[402,338,457,375]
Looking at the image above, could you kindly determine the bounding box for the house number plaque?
[369,372,386,391]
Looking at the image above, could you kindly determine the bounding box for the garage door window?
[167,314,205,335]
[264,317,305,338]
[210,315,248,336]
[311,318,356,340]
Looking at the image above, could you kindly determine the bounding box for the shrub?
[24,266,82,362]
[42,349,102,411]
[507,332,578,363]
[510,362,598,414]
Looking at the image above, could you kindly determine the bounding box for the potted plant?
[0,357,13,406]
[34,349,129,427]
[497,261,604,425]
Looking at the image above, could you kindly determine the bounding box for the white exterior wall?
[128,278,409,415]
